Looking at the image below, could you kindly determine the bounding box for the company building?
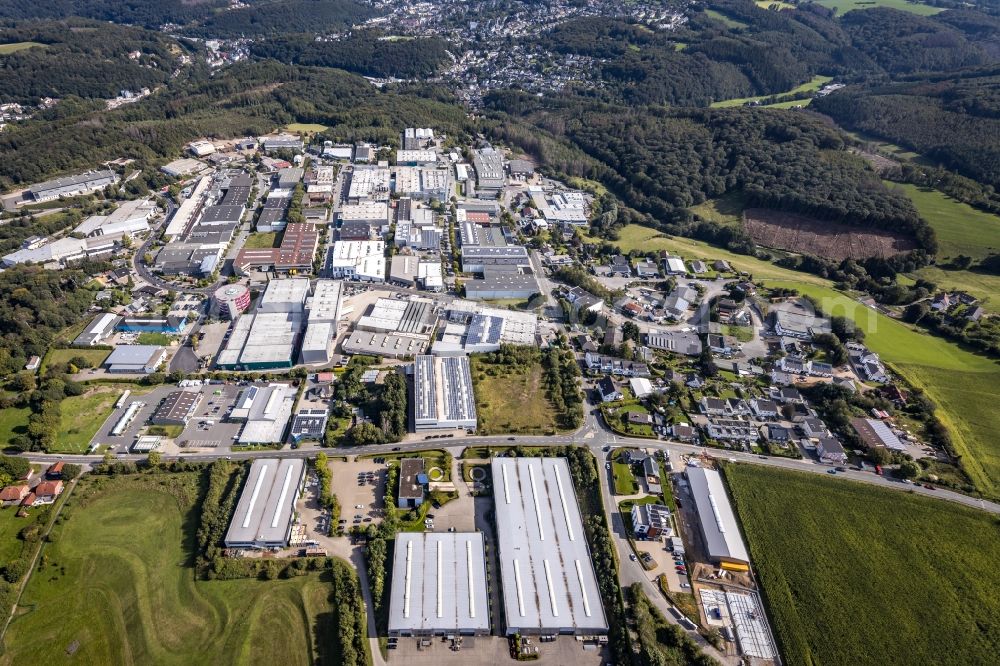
[491,457,608,635]
[412,355,477,431]
[686,467,750,570]
[223,458,306,548]
[388,532,490,637]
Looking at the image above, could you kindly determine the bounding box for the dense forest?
[0,61,472,189]
[814,71,1000,188]
[0,20,188,104]
[0,0,372,35]
[251,31,451,79]
[488,92,933,252]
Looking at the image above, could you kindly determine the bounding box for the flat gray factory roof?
[389,532,490,634]
[686,467,749,565]
[224,458,305,547]
[492,457,608,634]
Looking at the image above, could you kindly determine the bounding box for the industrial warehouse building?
[492,458,608,635]
[103,345,167,374]
[413,356,477,431]
[686,467,750,570]
[224,458,305,549]
[388,532,490,637]
[27,170,118,202]
[216,279,308,370]
[234,384,296,445]
[74,312,121,346]
[150,390,202,426]
[299,279,343,364]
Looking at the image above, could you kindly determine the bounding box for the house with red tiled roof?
[0,485,30,505]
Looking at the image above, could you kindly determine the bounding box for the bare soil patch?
[743,208,916,260]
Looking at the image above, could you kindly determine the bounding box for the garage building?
[492,457,608,635]
[388,532,490,637]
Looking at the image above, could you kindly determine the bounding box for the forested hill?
[0,20,189,104]
[0,61,472,189]
[813,71,1000,188]
[487,92,933,254]
[0,0,374,36]
[250,32,452,79]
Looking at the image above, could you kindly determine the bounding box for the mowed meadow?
[725,465,1000,666]
[0,473,339,666]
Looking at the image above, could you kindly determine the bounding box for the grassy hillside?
[710,75,831,108]
[813,0,942,16]
[725,465,1000,666]
[892,183,1000,260]
[0,473,340,665]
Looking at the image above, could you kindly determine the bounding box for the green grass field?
[471,358,560,434]
[0,507,31,564]
[42,348,110,373]
[612,460,639,495]
[243,232,279,249]
[813,0,942,16]
[725,465,1000,666]
[689,191,746,225]
[0,406,30,448]
[0,41,45,54]
[704,9,750,29]
[137,332,172,346]
[891,183,1000,260]
[53,385,150,454]
[1,473,340,665]
[755,0,796,9]
[711,75,831,108]
[285,123,328,134]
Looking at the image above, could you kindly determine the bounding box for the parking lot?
[175,384,242,449]
[387,635,607,665]
[328,458,387,530]
[90,385,178,453]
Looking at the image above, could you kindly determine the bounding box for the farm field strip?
[725,465,1000,666]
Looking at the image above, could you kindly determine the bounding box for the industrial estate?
[1,3,999,664]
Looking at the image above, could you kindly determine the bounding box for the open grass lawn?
[0,406,30,448]
[137,332,172,346]
[612,461,639,495]
[725,465,1000,666]
[892,183,1000,260]
[285,123,328,134]
[0,41,45,54]
[0,507,32,564]
[1,473,339,666]
[43,348,110,373]
[814,0,942,16]
[470,357,560,434]
[711,75,831,108]
[688,191,746,225]
[52,385,151,454]
[243,231,279,249]
[755,0,796,9]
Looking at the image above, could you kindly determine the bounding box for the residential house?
[662,255,686,275]
[642,456,662,493]
[584,353,650,377]
[705,419,759,443]
[603,325,624,349]
[671,424,698,442]
[565,286,604,315]
[817,436,848,464]
[0,485,29,505]
[716,299,749,325]
[799,417,829,439]
[598,376,622,403]
[708,334,737,355]
[662,295,689,319]
[690,260,707,274]
[810,361,834,377]
[750,398,780,420]
[700,397,728,417]
[771,387,804,404]
[726,398,751,417]
[634,259,659,279]
[762,424,791,443]
[713,260,731,272]
[32,480,64,505]
[609,255,631,276]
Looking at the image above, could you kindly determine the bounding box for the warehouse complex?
[686,467,750,570]
[224,458,305,549]
[413,355,477,431]
[388,532,490,637]
[234,384,296,445]
[491,457,608,635]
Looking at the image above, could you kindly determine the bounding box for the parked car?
[629,554,637,562]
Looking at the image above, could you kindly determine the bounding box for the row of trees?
[542,343,584,430]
